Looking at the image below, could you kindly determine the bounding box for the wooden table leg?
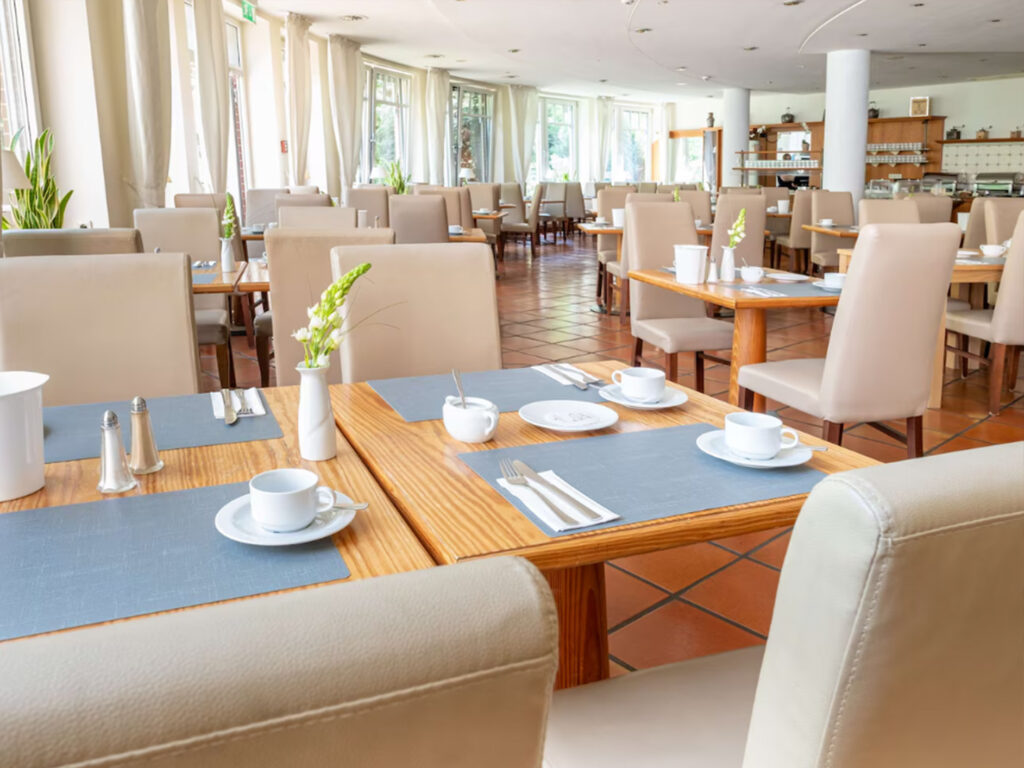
[238,291,255,348]
[497,231,506,261]
[730,307,767,411]
[545,563,608,689]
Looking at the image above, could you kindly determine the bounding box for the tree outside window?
[450,85,493,183]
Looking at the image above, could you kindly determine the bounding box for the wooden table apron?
[628,269,840,411]
[328,361,874,687]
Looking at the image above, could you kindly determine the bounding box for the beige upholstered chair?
[545,442,1024,768]
[134,208,235,387]
[389,195,448,244]
[858,198,921,225]
[175,192,244,261]
[760,187,790,207]
[264,228,395,385]
[0,253,200,406]
[676,190,711,225]
[537,182,568,242]
[3,557,558,768]
[331,243,501,382]
[278,206,358,229]
[809,191,854,272]
[946,212,1024,414]
[606,192,674,322]
[627,202,733,387]
[502,184,543,256]
[910,194,953,224]
[594,186,636,308]
[983,198,1024,244]
[719,186,755,195]
[564,182,587,231]
[245,187,289,227]
[962,198,989,249]
[739,223,961,456]
[710,194,767,269]
[468,182,502,248]
[1,228,141,256]
[274,193,330,218]
[344,186,390,227]
[656,183,679,194]
[288,184,320,194]
[772,189,811,272]
[636,182,657,193]
[500,182,526,226]
[414,186,474,229]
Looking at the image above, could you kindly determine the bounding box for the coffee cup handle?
[315,487,337,513]
[484,412,498,432]
[612,370,623,385]
[780,428,800,451]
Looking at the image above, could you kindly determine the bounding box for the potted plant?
[721,208,746,282]
[383,159,411,195]
[2,128,73,230]
[219,192,236,272]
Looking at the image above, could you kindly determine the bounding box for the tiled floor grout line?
[609,654,638,673]
[672,595,768,641]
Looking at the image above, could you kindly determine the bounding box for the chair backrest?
[265,228,396,385]
[962,198,989,249]
[344,187,390,227]
[415,187,474,228]
[524,184,543,231]
[278,206,358,229]
[626,201,707,323]
[858,199,921,226]
[710,194,767,268]
[760,187,791,207]
[275,193,331,217]
[636,182,658,193]
[621,193,674,271]
[909,194,953,224]
[810,191,854,261]
[819,223,960,422]
[134,208,223,311]
[564,182,585,219]
[1,228,142,257]
[596,186,635,256]
[245,187,289,226]
[174,192,228,218]
[389,195,449,244]
[540,182,566,219]
[0,556,558,768]
[719,186,754,195]
[743,442,1024,768]
[332,243,501,382]
[676,190,712,224]
[467,182,501,212]
[499,183,525,225]
[786,189,813,248]
[288,184,319,194]
[983,198,1024,244]
[656,183,679,194]
[990,212,1024,345]
[0,253,200,405]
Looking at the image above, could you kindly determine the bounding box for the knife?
[511,460,601,521]
[544,365,588,391]
[552,363,603,386]
[221,388,238,426]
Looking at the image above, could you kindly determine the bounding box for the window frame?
[450,82,494,184]
[361,64,411,183]
[537,96,577,182]
[610,104,653,183]
[0,0,40,152]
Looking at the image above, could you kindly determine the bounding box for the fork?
[233,389,254,416]
[552,363,605,388]
[499,459,575,526]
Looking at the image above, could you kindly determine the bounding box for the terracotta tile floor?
[207,232,1024,676]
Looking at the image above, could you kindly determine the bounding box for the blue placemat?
[44,392,283,464]
[191,272,218,285]
[0,482,349,642]
[458,423,825,538]
[658,268,836,298]
[368,368,604,423]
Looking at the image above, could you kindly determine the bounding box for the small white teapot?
[442,396,499,443]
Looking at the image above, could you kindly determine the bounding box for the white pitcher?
[673,244,708,284]
[0,371,49,501]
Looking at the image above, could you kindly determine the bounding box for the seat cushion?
[195,308,230,346]
[632,317,734,354]
[810,251,838,268]
[945,308,995,342]
[737,358,826,418]
[254,310,273,337]
[597,250,617,264]
[606,261,622,278]
[502,222,533,233]
[544,646,764,768]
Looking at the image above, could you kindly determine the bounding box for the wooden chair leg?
[737,385,753,410]
[823,420,844,445]
[604,273,613,314]
[695,351,706,393]
[958,331,970,377]
[215,342,234,389]
[596,263,605,299]
[255,333,272,388]
[664,351,678,382]
[632,337,643,367]
[989,343,1007,415]
[906,415,923,458]
[619,278,630,327]
[1005,345,1021,390]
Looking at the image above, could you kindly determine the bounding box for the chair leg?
[695,351,706,393]
[619,278,630,327]
[958,331,970,378]
[664,351,678,382]
[1005,345,1021,390]
[823,420,844,445]
[738,385,753,410]
[215,342,235,389]
[596,263,605,299]
[604,272,613,314]
[255,333,272,388]
[632,337,643,367]
[989,343,1007,415]
[906,415,923,459]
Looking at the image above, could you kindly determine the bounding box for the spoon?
[452,368,467,408]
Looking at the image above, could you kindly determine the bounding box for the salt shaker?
[129,397,163,474]
[98,411,138,494]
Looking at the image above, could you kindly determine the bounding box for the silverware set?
[742,286,786,298]
[192,260,217,269]
[499,458,602,526]
[541,364,605,391]
[221,389,254,426]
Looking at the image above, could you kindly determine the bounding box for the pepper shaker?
[129,397,163,474]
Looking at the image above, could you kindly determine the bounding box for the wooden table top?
[628,269,841,310]
[240,231,265,242]
[766,212,793,218]
[328,361,874,570]
[697,226,773,238]
[192,261,247,294]
[802,224,860,238]
[837,248,1006,283]
[472,211,508,221]
[499,203,517,210]
[449,227,489,243]
[237,260,270,293]
[0,387,435,587]
[577,223,622,235]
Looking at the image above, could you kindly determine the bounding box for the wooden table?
[577,223,625,317]
[240,231,265,242]
[328,361,875,688]
[237,260,270,293]
[766,212,792,219]
[0,387,435,642]
[629,269,840,410]
[191,261,247,294]
[449,227,488,243]
[471,211,508,259]
[802,224,860,239]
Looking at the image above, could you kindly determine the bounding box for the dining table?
[471,210,508,258]
[449,227,489,244]
[191,261,247,294]
[328,360,876,688]
[802,223,860,239]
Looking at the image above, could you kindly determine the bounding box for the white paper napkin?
[497,470,619,532]
[531,363,598,385]
[210,388,266,418]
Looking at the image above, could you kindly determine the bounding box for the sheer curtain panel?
[592,96,614,183]
[425,67,450,186]
[285,13,312,186]
[192,0,229,192]
[328,35,362,195]
[507,84,538,185]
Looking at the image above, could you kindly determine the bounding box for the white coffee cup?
[979,243,1007,258]
[595,217,608,225]
[777,199,791,214]
[694,218,704,229]
[443,396,499,442]
[724,412,799,460]
[611,367,666,403]
[818,218,834,227]
[674,244,708,284]
[740,266,765,283]
[249,468,335,532]
[611,208,625,228]
[823,271,847,290]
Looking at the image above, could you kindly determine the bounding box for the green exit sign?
[241,0,256,23]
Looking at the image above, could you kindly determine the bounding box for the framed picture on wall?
[909,96,930,117]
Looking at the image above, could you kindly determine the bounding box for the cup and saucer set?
[697,412,814,469]
[598,367,688,410]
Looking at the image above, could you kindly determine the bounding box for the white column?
[823,49,870,209]
[720,87,750,188]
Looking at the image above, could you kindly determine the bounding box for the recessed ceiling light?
[507,48,520,53]
[990,18,1001,22]
[505,74,518,79]
[425,54,444,59]
[743,46,759,51]
[676,66,687,71]
[913,2,924,6]
[633,27,653,33]
[598,78,608,83]
[456,58,467,63]
[701,74,712,81]
[676,82,687,86]
[339,14,366,22]
[979,57,989,62]
[856,32,868,37]
[918,43,927,47]
[782,0,804,5]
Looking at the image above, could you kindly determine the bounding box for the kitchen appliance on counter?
[922,172,960,196]
[972,172,1023,197]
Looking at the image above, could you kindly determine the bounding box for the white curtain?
[592,96,614,182]
[328,35,362,195]
[659,102,676,183]
[317,39,340,199]
[425,67,450,185]
[285,13,312,185]
[409,68,429,183]
[507,84,538,185]
[192,0,229,192]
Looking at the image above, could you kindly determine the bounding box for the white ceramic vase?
[296,364,337,461]
[720,246,737,282]
[0,371,49,501]
[220,237,234,272]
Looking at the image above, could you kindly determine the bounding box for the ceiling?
[257,0,1024,100]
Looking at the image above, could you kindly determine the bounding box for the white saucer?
[812,280,842,293]
[956,249,979,258]
[518,400,619,432]
[696,430,813,469]
[816,221,834,227]
[215,490,357,546]
[598,384,688,410]
[769,272,810,282]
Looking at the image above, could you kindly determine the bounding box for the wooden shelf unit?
[937,137,1024,144]
[863,115,945,183]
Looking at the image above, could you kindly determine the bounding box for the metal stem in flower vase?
[128,397,164,474]
[98,411,138,494]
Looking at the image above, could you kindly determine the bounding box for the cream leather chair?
[274,193,331,218]
[656,183,679,194]
[772,189,811,273]
[962,198,989,249]
[245,187,289,228]
[594,186,636,306]
[1,228,141,256]
[606,192,674,323]
[278,206,358,229]
[135,208,235,388]
[345,186,390,227]
[3,557,559,768]
[468,182,502,249]
[676,190,711,225]
[540,182,567,241]
[636,182,657,193]
[502,184,543,256]
[545,442,1024,768]
[858,198,921,225]
[414,186,474,229]
[760,187,790,208]
[331,243,501,382]
[710,194,767,268]
[500,182,526,226]
[983,198,1024,244]
[809,191,854,273]
[910,194,953,224]
[564,182,587,232]
[0,253,200,406]
[175,192,244,261]
[627,202,733,388]
[946,212,1024,414]
[265,227,395,385]
[739,223,961,457]
[389,195,448,244]
[288,184,320,194]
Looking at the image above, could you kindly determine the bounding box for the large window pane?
[539,98,575,181]
[450,85,492,183]
[0,0,37,150]
[614,107,651,182]
[364,67,410,180]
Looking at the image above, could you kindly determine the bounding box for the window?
[611,106,652,182]
[362,66,410,181]
[671,134,704,184]
[0,0,37,150]
[450,84,493,183]
[538,97,576,181]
